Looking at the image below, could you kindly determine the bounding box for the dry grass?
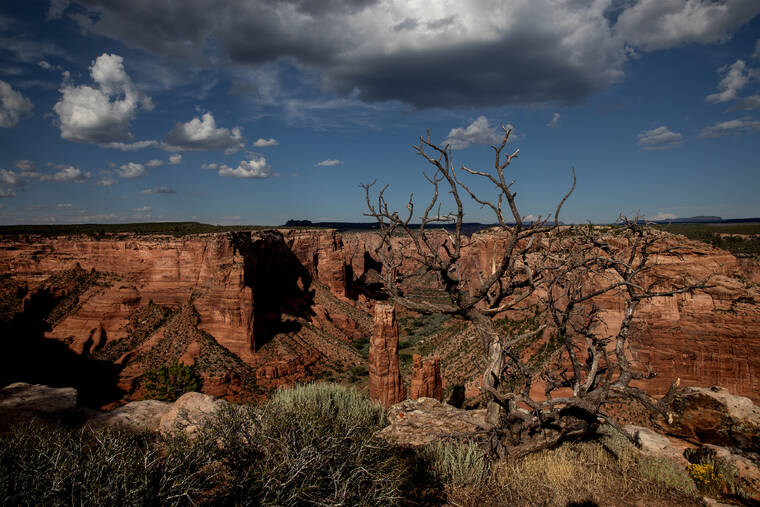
[488,428,700,507]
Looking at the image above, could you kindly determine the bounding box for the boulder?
[87,400,171,432]
[667,386,760,451]
[0,382,79,429]
[624,424,690,465]
[377,397,487,447]
[158,391,232,435]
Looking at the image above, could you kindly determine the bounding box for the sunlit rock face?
[369,304,406,407]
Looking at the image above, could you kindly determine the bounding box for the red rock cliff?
[410,354,443,401]
[369,304,406,407]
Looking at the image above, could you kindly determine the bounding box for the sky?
[0,0,759,226]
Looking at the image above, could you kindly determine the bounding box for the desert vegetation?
[0,383,708,506]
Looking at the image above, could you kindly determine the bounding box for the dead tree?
[361,127,710,456]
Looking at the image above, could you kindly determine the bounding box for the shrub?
[418,440,490,490]
[197,382,408,505]
[143,361,203,401]
[684,446,746,499]
[0,420,218,506]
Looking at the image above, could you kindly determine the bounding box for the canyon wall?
[1,227,758,404]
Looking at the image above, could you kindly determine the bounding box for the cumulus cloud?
[0,188,16,198]
[53,53,153,144]
[53,165,91,183]
[135,205,151,212]
[649,212,678,221]
[71,0,760,109]
[102,140,157,151]
[315,159,343,167]
[637,126,684,150]
[218,156,273,178]
[614,0,760,52]
[706,60,753,103]
[163,112,245,153]
[57,203,73,208]
[547,112,560,128]
[145,159,164,168]
[200,162,218,170]
[443,116,508,149]
[698,117,760,138]
[97,176,117,187]
[140,186,176,194]
[253,137,279,147]
[0,80,33,128]
[116,162,146,178]
[168,154,182,164]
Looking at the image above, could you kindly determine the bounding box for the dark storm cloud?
[68,0,760,109]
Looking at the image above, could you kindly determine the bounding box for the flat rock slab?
[87,400,171,432]
[377,397,487,447]
[0,382,80,430]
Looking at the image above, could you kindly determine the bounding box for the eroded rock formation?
[410,354,443,401]
[369,304,406,407]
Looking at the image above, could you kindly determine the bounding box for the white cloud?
[315,159,343,167]
[218,156,273,178]
[145,159,164,168]
[547,112,560,128]
[637,125,684,150]
[649,212,678,221]
[614,0,760,52]
[53,165,91,183]
[253,137,279,147]
[729,95,760,110]
[102,140,157,151]
[47,0,70,20]
[57,203,73,208]
[0,169,19,186]
[0,188,16,198]
[135,205,151,212]
[754,39,760,58]
[443,116,509,149]
[97,176,117,187]
[705,60,753,103]
[14,160,33,171]
[168,154,182,165]
[0,80,33,128]
[116,162,146,178]
[200,162,218,170]
[163,112,245,153]
[698,116,760,137]
[53,53,152,144]
[140,186,176,194]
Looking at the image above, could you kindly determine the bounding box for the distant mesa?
[285,219,313,227]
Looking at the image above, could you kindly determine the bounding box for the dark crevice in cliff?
[0,272,122,408]
[231,231,316,351]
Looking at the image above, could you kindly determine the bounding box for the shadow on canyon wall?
[0,285,122,408]
[233,230,318,350]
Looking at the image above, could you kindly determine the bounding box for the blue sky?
[1,0,759,225]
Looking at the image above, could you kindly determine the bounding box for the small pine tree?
[143,361,203,401]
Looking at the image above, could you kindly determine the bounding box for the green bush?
[240,382,408,505]
[418,440,490,490]
[143,361,203,401]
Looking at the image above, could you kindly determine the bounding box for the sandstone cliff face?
[1,228,758,407]
[410,354,443,401]
[369,304,406,407]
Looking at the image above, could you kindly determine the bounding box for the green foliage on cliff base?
[143,361,203,402]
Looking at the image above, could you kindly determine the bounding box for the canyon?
[0,227,758,408]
